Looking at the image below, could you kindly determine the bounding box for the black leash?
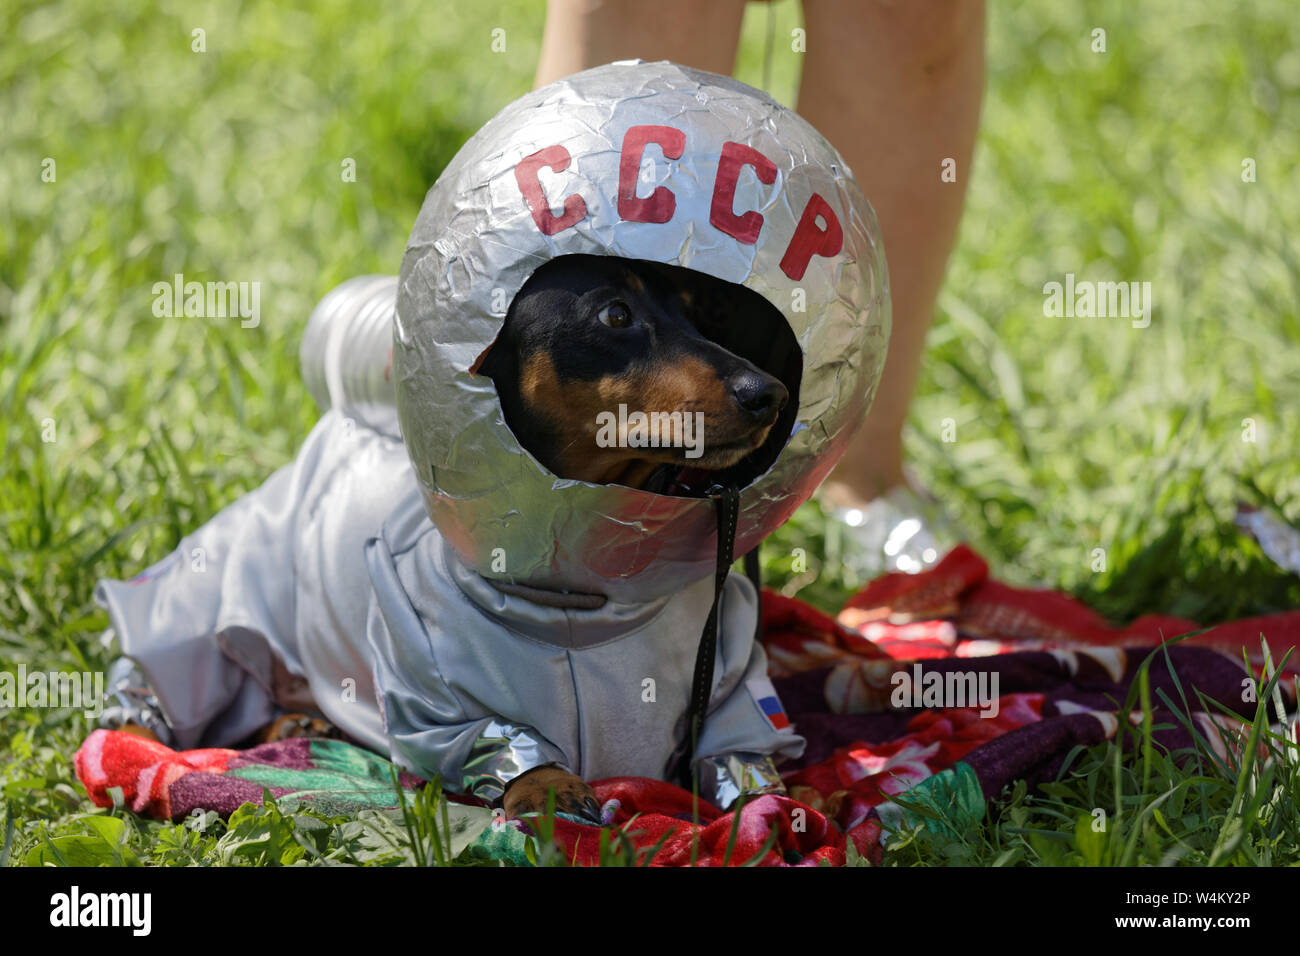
[743,545,762,642]
[670,483,742,787]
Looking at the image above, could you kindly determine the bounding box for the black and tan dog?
[478,253,789,492]
[126,253,796,820]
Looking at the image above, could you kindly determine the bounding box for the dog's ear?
[472,338,507,379]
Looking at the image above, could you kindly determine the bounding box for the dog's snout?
[729,372,788,425]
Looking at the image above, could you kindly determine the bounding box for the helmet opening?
[475,254,803,498]
[644,259,803,494]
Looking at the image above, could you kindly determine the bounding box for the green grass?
[2,0,1299,866]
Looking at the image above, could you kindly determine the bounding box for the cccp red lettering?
[514,145,587,236]
[618,125,686,223]
[709,142,778,244]
[779,194,843,280]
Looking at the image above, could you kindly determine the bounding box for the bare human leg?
[533,0,987,572]
[535,0,749,88]
[802,0,987,507]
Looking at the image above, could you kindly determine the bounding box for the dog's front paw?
[259,713,340,743]
[503,765,602,823]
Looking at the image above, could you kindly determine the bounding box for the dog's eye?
[598,301,632,328]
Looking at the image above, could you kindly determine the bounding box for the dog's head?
[393,62,886,599]
[477,254,789,490]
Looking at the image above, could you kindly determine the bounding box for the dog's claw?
[260,713,339,743]
[503,766,599,821]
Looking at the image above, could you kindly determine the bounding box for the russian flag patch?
[746,678,793,733]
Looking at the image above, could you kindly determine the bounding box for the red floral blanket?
[76,545,1298,866]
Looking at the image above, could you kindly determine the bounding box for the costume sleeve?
[691,573,806,808]
[92,413,347,748]
[362,533,570,803]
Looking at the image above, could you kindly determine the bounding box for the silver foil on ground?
[698,751,786,811]
[1236,503,1300,575]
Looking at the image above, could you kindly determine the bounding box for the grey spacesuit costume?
[96,61,890,810]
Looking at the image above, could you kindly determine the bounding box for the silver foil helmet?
[394,60,890,602]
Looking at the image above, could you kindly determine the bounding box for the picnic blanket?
[75,545,1300,866]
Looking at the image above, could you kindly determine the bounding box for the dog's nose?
[729,372,788,425]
